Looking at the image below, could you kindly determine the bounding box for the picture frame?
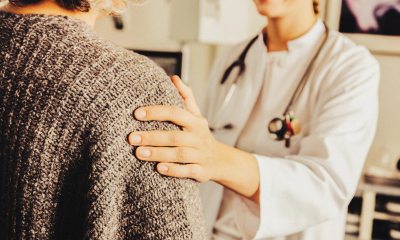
[133,50,183,77]
[325,0,400,55]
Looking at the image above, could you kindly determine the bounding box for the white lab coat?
[200,20,380,240]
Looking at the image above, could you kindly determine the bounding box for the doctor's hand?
[128,76,225,183]
[128,76,260,199]
[169,75,202,116]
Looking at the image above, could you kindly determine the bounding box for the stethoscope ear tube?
[209,83,238,131]
[220,61,241,85]
[220,60,246,85]
[282,23,330,116]
[212,35,260,130]
[220,83,237,112]
[220,35,259,85]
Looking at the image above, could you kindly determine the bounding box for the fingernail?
[135,108,146,120]
[130,134,142,144]
[138,148,151,158]
[158,164,168,173]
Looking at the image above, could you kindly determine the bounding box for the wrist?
[211,142,261,198]
[211,141,230,182]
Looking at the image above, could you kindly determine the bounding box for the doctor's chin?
[1,0,400,239]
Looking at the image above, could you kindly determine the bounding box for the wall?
[368,54,400,169]
[95,0,180,51]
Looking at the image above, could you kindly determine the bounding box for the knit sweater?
[0,11,206,240]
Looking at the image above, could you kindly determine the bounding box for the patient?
[0,0,205,239]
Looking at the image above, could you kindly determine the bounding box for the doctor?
[128,0,380,239]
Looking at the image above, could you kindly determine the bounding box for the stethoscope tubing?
[282,24,330,116]
[211,22,330,135]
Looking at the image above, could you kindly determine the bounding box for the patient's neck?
[0,1,100,27]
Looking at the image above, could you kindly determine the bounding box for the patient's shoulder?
[85,43,184,132]
[96,43,183,106]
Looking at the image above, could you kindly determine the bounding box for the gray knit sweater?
[0,11,206,240]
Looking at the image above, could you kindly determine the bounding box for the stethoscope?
[210,23,330,148]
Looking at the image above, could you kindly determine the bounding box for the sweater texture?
[0,11,206,240]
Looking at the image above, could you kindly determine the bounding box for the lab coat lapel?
[212,38,267,147]
[200,36,267,236]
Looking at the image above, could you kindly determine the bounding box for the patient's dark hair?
[9,0,91,12]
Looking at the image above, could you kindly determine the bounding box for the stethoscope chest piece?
[268,113,302,148]
[216,23,328,148]
[268,118,287,141]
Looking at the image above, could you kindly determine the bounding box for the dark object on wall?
[397,158,400,171]
[348,197,363,215]
[377,8,400,36]
[346,197,362,237]
[376,194,400,216]
[339,0,400,36]
[112,16,124,30]
[372,219,400,240]
[133,50,183,77]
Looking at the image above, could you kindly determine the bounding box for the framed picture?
[325,0,400,54]
[133,50,183,77]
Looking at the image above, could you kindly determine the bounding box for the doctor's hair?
[5,0,127,14]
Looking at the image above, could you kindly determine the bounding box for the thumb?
[171,75,202,116]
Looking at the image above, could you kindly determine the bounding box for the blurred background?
[93,0,400,239]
